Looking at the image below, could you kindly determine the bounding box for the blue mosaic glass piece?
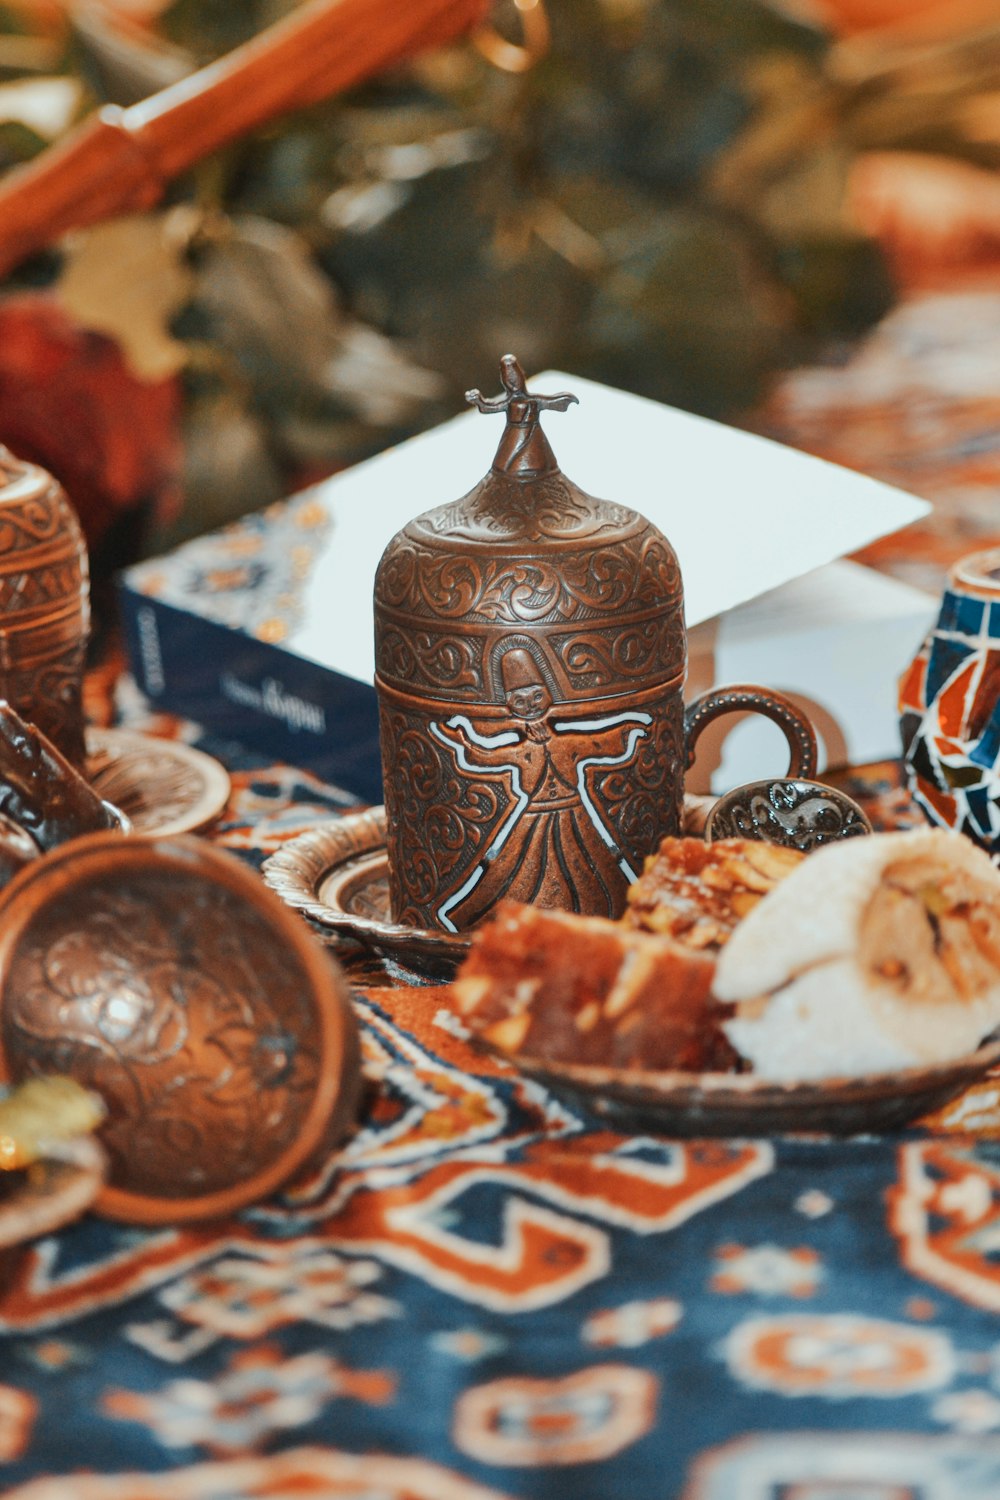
[965,784,996,841]
[988,600,1000,639]
[926,635,977,704]
[937,588,986,637]
[971,709,1000,770]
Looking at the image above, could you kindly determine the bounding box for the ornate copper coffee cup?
[374,357,816,932]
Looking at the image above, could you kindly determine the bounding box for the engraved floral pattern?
[0,468,89,763]
[553,614,686,692]
[2,879,321,1199]
[592,700,686,859]
[376,628,484,695]
[380,706,511,926]
[375,533,681,631]
[417,473,631,543]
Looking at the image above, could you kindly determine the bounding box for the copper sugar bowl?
[374,357,816,932]
[0,447,89,766]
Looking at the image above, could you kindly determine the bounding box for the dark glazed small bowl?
[0,832,362,1224]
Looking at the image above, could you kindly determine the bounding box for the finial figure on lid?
[465,355,577,477]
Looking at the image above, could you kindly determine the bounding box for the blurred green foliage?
[0,0,902,547]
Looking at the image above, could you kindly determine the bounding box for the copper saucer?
[262,808,468,979]
[262,798,719,981]
[480,1038,1000,1137]
[86,728,232,837]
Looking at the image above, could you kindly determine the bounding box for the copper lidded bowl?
[373,356,816,936]
[0,832,362,1224]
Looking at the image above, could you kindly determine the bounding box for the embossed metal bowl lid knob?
[0,444,86,548]
[374,355,687,707]
[0,832,362,1224]
[0,445,40,493]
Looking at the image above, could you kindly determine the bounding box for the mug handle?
[683,684,818,780]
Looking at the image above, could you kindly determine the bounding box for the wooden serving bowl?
[0,833,362,1224]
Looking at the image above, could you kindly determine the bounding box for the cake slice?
[452,900,739,1073]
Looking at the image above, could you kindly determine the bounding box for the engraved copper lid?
[0,444,90,766]
[0,832,362,1224]
[374,356,686,707]
[0,443,86,543]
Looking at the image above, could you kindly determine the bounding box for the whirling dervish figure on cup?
[430,646,651,930]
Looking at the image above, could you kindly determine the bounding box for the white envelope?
[292,370,929,682]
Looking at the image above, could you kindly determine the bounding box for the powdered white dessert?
[714,828,1000,1080]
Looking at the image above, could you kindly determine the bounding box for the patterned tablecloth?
[5,284,1000,1500]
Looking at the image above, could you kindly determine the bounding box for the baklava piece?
[453,901,740,1073]
[624,836,803,950]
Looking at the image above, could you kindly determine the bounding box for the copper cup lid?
[0,832,362,1224]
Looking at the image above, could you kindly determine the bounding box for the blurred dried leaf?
[585,207,799,413]
[152,392,285,551]
[75,0,179,24]
[70,3,193,103]
[193,216,444,426]
[754,143,854,238]
[324,324,445,425]
[0,292,182,548]
[823,0,1000,48]
[0,35,63,73]
[194,216,345,399]
[848,149,1000,274]
[0,0,66,40]
[57,214,193,381]
[0,117,50,165]
[709,57,838,213]
[0,76,81,137]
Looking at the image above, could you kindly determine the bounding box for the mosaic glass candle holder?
[899,548,1000,851]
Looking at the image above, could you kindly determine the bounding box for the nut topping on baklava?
[624,836,803,950]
